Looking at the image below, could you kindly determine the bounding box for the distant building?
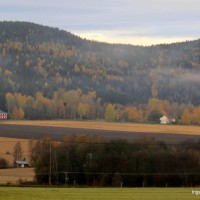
[160,116,176,124]
[0,110,7,120]
[160,116,170,124]
[14,160,29,168]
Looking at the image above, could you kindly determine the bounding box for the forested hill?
[0,21,200,111]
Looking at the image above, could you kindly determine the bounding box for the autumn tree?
[79,91,96,119]
[104,103,117,121]
[56,99,65,119]
[96,97,103,119]
[6,92,28,119]
[34,91,55,119]
[191,107,200,125]
[12,106,24,120]
[78,102,90,119]
[53,89,65,118]
[127,106,144,122]
[6,92,15,117]
[13,142,23,161]
[63,90,81,119]
[146,98,168,117]
[115,104,127,122]
[14,93,27,109]
[181,108,191,125]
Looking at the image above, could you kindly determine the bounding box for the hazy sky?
[0,0,199,45]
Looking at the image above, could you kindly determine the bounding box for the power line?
[2,171,200,177]
[0,139,198,146]
[1,170,200,176]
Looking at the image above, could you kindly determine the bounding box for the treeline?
[1,21,200,111]
[5,91,200,125]
[30,135,200,187]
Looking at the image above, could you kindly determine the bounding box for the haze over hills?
[0,21,200,113]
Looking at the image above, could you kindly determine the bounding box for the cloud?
[0,0,199,45]
[76,30,195,46]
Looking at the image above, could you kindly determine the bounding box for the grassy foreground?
[0,187,198,200]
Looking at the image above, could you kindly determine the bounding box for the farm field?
[0,187,197,200]
[0,137,30,164]
[0,168,34,184]
[0,120,200,143]
[1,120,200,135]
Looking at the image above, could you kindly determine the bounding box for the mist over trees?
[0,21,200,122]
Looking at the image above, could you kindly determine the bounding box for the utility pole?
[64,172,69,186]
[49,140,52,186]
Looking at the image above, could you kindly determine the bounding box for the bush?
[0,158,9,168]
[148,109,162,123]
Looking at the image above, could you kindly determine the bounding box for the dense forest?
[29,135,200,187]
[0,21,200,123]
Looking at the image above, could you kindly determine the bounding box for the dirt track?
[0,123,200,144]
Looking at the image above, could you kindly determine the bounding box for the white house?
[160,116,170,124]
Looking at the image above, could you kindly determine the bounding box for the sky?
[0,0,199,46]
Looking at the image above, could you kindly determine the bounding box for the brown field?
[1,120,200,135]
[0,137,34,185]
[0,137,30,164]
[0,120,200,143]
[0,168,34,184]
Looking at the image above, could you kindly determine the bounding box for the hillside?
[0,21,200,119]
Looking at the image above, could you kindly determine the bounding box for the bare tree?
[13,142,23,161]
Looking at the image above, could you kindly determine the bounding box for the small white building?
[14,160,29,168]
[160,116,170,124]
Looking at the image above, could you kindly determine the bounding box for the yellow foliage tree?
[12,106,24,120]
[191,107,200,125]
[78,102,90,119]
[127,107,144,122]
[181,108,191,125]
[146,98,168,116]
[104,103,117,121]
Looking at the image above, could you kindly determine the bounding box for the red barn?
[0,110,7,120]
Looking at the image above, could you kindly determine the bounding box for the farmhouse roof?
[0,110,7,114]
[160,116,169,120]
[15,160,29,165]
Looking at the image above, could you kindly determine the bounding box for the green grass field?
[0,187,198,200]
